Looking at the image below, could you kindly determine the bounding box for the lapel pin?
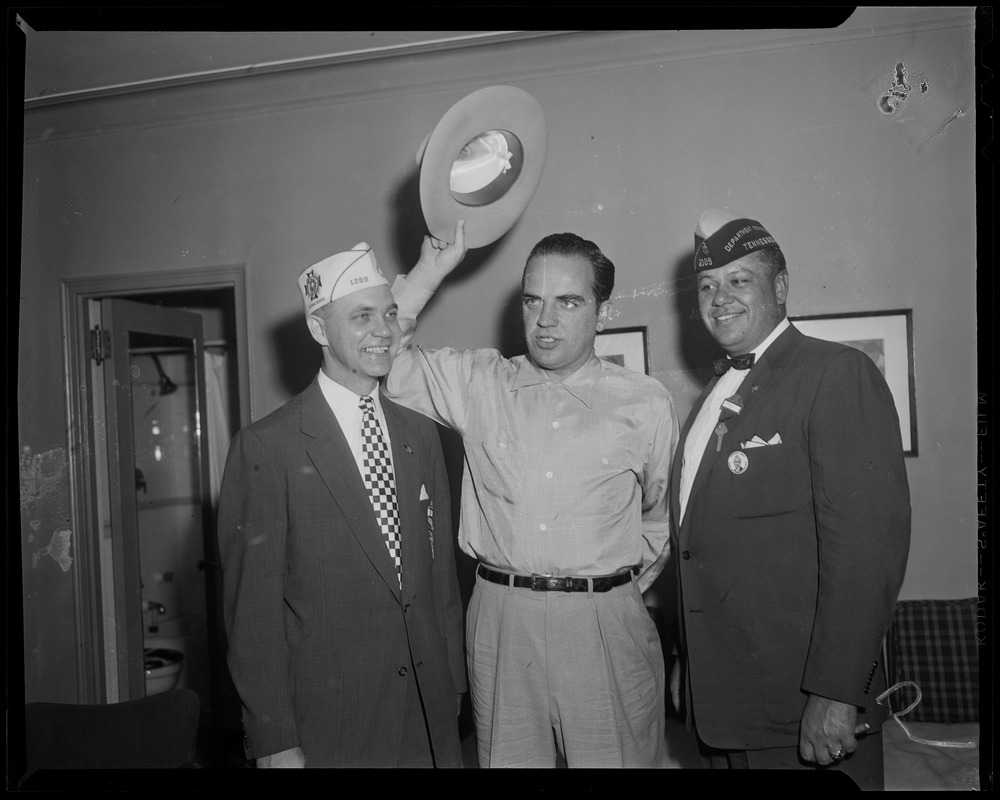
[403,444,413,454]
[727,451,749,474]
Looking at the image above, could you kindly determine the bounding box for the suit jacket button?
[398,666,408,677]
[681,551,691,560]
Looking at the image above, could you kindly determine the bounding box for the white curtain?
[204,351,232,509]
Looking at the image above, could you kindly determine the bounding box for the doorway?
[63,267,251,766]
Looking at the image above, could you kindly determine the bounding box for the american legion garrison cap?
[694,208,780,272]
[297,243,389,316]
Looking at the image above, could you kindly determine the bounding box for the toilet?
[144,647,184,695]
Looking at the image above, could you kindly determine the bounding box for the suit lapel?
[723,325,803,448]
[299,379,402,599]
[723,356,775,445]
[680,325,802,530]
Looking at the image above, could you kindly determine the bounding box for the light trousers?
[466,571,667,768]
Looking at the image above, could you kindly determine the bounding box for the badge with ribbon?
[720,394,744,416]
[715,394,744,453]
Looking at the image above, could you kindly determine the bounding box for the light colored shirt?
[679,317,790,522]
[384,276,679,592]
[316,368,393,477]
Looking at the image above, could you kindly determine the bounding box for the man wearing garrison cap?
[218,243,466,767]
[671,209,910,788]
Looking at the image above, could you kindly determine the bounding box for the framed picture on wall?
[790,309,917,456]
[594,326,650,375]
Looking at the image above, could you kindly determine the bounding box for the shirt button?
[539,523,547,531]
[398,666,408,677]
[545,471,553,478]
[552,421,560,429]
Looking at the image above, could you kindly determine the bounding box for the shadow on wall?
[497,285,527,359]
[271,314,321,399]
[670,247,719,391]
[387,167,428,271]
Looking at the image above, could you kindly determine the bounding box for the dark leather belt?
[476,564,637,593]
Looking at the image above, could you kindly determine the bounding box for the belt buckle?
[530,574,571,591]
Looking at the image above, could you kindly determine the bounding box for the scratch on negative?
[919,108,965,151]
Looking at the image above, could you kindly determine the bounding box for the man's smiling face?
[697,253,788,355]
[307,284,401,394]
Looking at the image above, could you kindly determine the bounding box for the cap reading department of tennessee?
[297,242,389,315]
[693,208,779,272]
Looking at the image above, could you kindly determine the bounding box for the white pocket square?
[419,484,430,501]
[742,433,782,449]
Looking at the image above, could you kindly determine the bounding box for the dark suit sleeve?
[217,427,299,757]
[801,348,911,705]
[427,426,467,695]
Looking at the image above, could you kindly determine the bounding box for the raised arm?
[408,219,468,294]
[394,220,467,348]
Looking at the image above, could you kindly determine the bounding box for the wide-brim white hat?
[416,85,547,249]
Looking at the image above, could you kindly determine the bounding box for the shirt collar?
[751,317,790,360]
[317,368,381,415]
[511,353,602,407]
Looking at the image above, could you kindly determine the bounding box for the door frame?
[103,298,209,698]
[61,266,251,703]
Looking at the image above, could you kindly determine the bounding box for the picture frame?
[789,309,917,456]
[594,326,650,376]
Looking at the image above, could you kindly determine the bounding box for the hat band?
[694,218,777,272]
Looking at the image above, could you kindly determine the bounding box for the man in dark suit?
[671,208,911,789]
[217,241,466,768]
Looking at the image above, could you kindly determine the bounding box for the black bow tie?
[713,353,756,376]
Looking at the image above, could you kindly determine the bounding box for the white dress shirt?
[385,275,679,592]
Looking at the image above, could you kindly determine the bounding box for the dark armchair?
[22,687,200,778]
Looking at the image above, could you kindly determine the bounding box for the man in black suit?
[671,208,911,788]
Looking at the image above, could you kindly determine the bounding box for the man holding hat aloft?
[385,221,679,768]
[671,208,910,787]
[217,243,466,768]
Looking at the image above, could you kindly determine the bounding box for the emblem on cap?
[727,451,749,474]
[303,269,322,302]
[696,241,713,271]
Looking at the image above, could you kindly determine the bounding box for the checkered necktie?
[359,395,401,587]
